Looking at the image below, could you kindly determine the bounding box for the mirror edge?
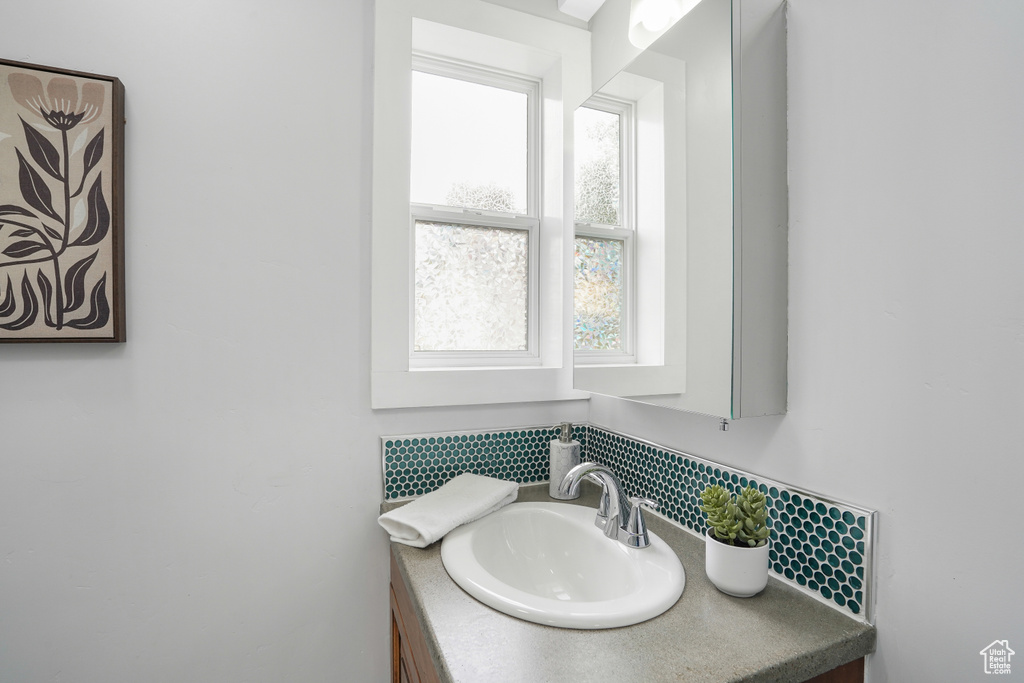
[731,0,789,419]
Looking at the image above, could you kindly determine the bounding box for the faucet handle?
[623,497,658,549]
[631,496,658,511]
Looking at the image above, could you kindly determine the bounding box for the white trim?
[372,367,577,408]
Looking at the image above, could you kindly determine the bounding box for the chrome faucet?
[558,462,658,549]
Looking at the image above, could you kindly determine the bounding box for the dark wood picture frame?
[0,58,124,343]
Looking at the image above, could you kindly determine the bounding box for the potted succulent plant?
[699,484,771,597]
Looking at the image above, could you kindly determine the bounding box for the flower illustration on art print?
[8,73,105,130]
[0,66,114,336]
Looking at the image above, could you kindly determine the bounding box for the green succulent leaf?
[735,486,771,546]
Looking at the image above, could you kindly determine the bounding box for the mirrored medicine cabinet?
[572,0,788,420]
[368,0,785,415]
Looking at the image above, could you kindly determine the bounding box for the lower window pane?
[574,237,624,351]
[415,221,529,352]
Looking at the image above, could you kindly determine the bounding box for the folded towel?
[378,473,519,548]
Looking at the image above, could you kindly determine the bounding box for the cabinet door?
[805,657,865,682]
[390,550,441,683]
[391,585,416,683]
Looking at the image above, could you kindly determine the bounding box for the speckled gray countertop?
[384,483,875,683]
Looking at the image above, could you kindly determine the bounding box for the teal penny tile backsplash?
[381,425,587,500]
[381,422,874,623]
[583,425,875,623]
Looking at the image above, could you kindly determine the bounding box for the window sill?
[573,363,684,399]
[372,367,587,409]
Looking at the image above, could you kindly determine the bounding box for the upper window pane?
[574,106,620,226]
[411,71,528,214]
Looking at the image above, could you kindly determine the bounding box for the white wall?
[0,1,586,681]
[591,0,1024,680]
[3,0,1021,681]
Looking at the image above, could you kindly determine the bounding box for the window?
[573,96,635,363]
[370,2,589,408]
[409,58,540,366]
[573,68,687,400]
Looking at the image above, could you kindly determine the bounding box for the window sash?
[412,54,541,219]
[409,207,541,368]
[575,95,636,362]
[409,56,542,367]
[574,96,635,231]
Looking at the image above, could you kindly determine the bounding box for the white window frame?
[370,0,591,409]
[574,95,637,365]
[573,68,688,400]
[409,56,542,368]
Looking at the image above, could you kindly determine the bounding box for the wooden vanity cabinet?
[391,550,441,683]
[807,656,865,682]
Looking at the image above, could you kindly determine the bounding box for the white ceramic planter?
[704,530,770,597]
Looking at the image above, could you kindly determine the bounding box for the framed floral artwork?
[0,59,124,342]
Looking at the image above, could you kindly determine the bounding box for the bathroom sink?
[440,502,685,629]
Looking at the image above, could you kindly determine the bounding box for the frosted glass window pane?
[412,71,528,214]
[574,106,620,226]
[415,221,529,351]
[574,237,623,351]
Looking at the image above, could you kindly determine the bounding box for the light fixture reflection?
[628,0,702,49]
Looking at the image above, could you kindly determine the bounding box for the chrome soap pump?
[549,422,581,500]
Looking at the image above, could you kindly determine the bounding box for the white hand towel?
[378,473,519,548]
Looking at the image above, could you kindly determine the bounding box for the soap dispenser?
[549,422,581,500]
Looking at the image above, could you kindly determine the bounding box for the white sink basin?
[440,502,685,629]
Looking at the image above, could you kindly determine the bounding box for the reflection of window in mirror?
[574,97,636,364]
[410,57,541,368]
